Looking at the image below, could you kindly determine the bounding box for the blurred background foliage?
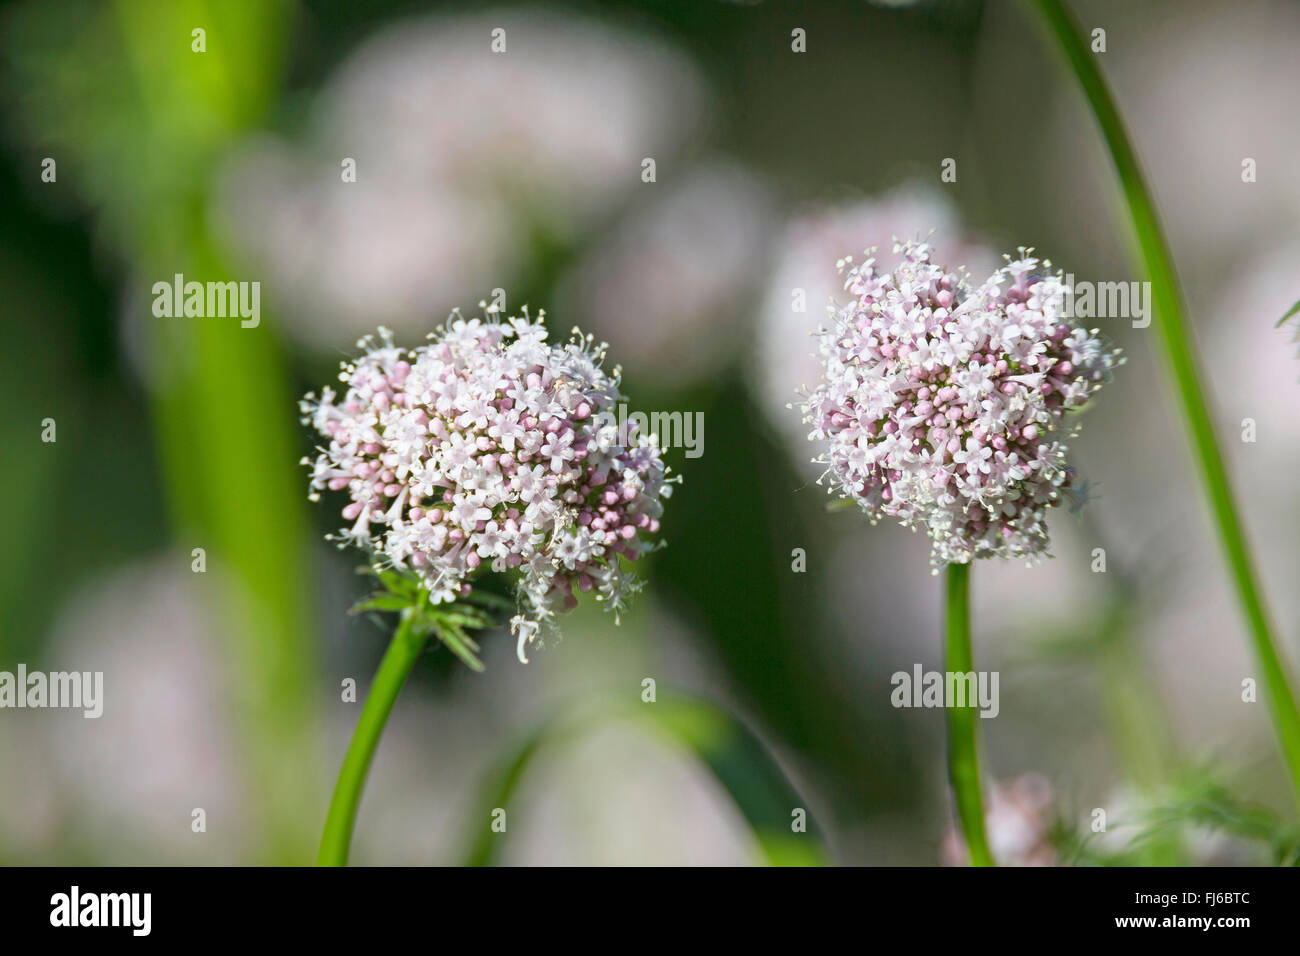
[2,0,1299,864]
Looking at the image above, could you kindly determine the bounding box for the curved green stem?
[317,611,429,866]
[1025,0,1300,808]
[945,562,994,866]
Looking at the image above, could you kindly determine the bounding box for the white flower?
[799,242,1123,568]
[303,308,675,646]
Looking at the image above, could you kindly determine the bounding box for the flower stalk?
[317,610,428,866]
[944,562,995,866]
[1026,0,1300,807]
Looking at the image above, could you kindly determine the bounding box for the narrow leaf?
[1277,299,1300,328]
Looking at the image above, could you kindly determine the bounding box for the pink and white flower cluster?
[302,310,672,660]
[800,240,1122,568]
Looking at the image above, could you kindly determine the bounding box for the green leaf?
[1056,771,1300,866]
[350,595,415,614]
[351,564,500,672]
[1278,299,1300,328]
[461,693,829,866]
[432,628,485,672]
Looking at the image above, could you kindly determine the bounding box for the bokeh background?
[2,0,1299,865]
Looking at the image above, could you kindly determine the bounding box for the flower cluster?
[800,240,1122,568]
[302,310,672,661]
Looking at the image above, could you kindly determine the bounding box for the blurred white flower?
[0,720,59,858]
[322,11,706,228]
[942,772,1056,866]
[1207,240,1300,456]
[753,185,995,473]
[499,722,760,865]
[216,9,708,348]
[219,141,516,348]
[1046,2,1300,280]
[40,556,247,863]
[558,160,773,384]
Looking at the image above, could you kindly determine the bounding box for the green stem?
[317,611,429,866]
[1026,0,1300,808]
[945,562,994,866]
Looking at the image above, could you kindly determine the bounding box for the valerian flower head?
[799,240,1123,569]
[302,307,673,663]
